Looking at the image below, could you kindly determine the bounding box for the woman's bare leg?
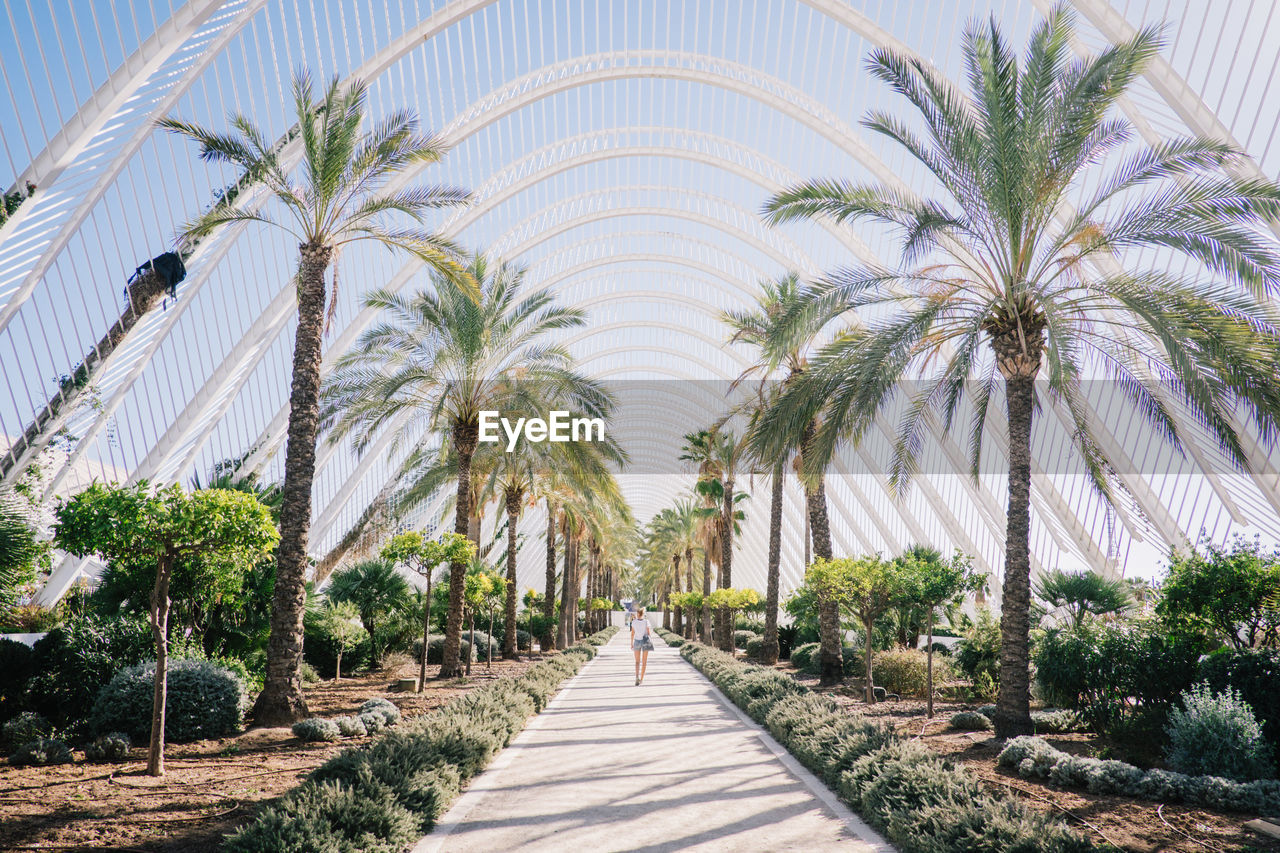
[639,649,649,682]
[634,648,641,682]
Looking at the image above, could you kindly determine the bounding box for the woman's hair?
[636,607,646,618]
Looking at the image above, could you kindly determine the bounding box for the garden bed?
[778,659,1280,853]
[0,654,542,853]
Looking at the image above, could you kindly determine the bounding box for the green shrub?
[1165,684,1275,782]
[2,711,51,750]
[304,608,371,678]
[744,636,764,658]
[1033,709,1084,734]
[26,614,153,734]
[777,624,799,659]
[1199,648,1280,763]
[1033,621,1205,738]
[335,715,367,738]
[949,711,993,731]
[300,661,322,684]
[953,609,1000,692]
[873,648,949,697]
[223,778,419,853]
[84,732,131,761]
[0,637,33,721]
[10,737,73,766]
[91,658,246,743]
[1000,736,1280,813]
[733,629,758,649]
[294,718,342,742]
[790,642,820,672]
[359,698,401,727]
[734,615,764,632]
[419,637,474,665]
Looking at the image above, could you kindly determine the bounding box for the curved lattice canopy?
[3,0,1279,603]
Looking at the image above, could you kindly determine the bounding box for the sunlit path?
[415,632,891,853]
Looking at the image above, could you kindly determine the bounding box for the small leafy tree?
[482,573,508,672]
[310,601,362,680]
[461,566,497,677]
[705,587,761,655]
[1034,568,1132,629]
[54,483,277,775]
[897,546,980,717]
[326,559,410,667]
[1158,536,1280,649]
[808,556,914,704]
[381,531,473,689]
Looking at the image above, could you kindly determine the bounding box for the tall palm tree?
[161,72,469,724]
[320,254,606,676]
[764,6,1280,734]
[726,273,836,666]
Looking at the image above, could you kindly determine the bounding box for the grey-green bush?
[1000,736,1280,813]
[10,737,73,766]
[733,629,758,649]
[223,778,419,853]
[359,698,401,727]
[1165,683,1275,782]
[789,642,819,672]
[949,711,993,731]
[84,732,131,761]
[2,711,51,750]
[744,636,764,658]
[335,715,368,738]
[91,659,246,743]
[293,718,342,742]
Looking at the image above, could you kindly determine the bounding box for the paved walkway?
[415,632,891,853]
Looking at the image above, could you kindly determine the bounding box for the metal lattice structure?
[3,0,1279,603]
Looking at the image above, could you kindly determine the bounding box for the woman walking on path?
[630,608,654,685]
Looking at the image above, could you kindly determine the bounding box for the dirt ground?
[782,666,1280,853]
[0,653,543,853]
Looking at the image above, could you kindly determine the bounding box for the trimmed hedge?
[224,627,618,852]
[679,640,1094,853]
[1000,736,1280,814]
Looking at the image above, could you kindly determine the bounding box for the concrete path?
[415,632,891,853]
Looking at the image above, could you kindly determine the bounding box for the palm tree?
[326,558,410,667]
[161,72,469,724]
[764,6,1280,735]
[320,254,606,676]
[726,273,836,665]
[681,429,749,652]
[1034,568,1131,629]
[0,491,41,609]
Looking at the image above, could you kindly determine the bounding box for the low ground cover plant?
[678,639,1094,852]
[223,627,618,852]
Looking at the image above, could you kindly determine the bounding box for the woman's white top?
[631,618,651,638]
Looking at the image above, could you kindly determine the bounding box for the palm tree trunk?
[701,549,712,642]
[417,573,431,691]
[863,613,876,704]
[441,418,478,679]
[503,490,520,660]
[671,554,683,636]
[718,480,735,653]
[926,608,935,719]
[1,267,170,485]
[684,548,695,639]
[802,422,841,687]
[762,461,784,665]
[994,366,1038,737]
[557,525,573,649]
[542,501,557,651]
[254,242,332,725]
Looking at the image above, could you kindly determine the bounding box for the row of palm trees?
[648,6,1280,740]
[156,6,1280,738]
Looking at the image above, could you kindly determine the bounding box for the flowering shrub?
[1165,684,1274,781]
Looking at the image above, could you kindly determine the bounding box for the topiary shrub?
[2,711,51,751]
[465,631,499,662]
[84,732,131,761]
[421,637,473,665]
[744,636,764,659]
[949,711,993,731]
[335,715,368,738]
[733,629,759,649]
[359,698,401,727]
[293,718,342,742]
[1199,647,1280,764]
[10,737,73,766]
[0,638,34,722]
[872,648,949,697]
[1165,683,1275,782]
[25,614,153,735]
[90,658,246,744]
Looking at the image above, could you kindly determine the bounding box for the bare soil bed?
[0,653,544,853]
[781,665,1280,853]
